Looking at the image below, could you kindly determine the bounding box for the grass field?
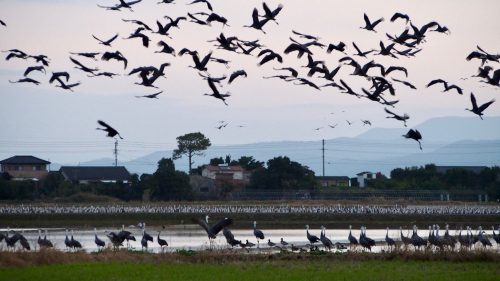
[1,259,499,281]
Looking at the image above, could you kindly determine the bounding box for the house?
[0,155,51,180]
[59,166,131,184]
[201,164,251,183]
[190,175,217,199]
[316,176,351,187]
[356,171,375,188]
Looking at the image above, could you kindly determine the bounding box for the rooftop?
[59,166,131,181]
[203,165,245,172]
[0,155,51,165]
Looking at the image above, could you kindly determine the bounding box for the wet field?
[2,226,499,254]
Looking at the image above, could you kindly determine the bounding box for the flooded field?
[2,226,499,254]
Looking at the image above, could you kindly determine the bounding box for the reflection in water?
[0,227,497,254]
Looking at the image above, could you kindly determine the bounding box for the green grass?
[1,260,499,281]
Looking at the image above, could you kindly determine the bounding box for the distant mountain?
[357,116,500,142]
[75,116,500,177]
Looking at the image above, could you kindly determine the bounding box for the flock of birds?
[1,204,499,215]
[1,217,500,253]
[2,0,499,151]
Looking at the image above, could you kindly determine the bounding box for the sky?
[0,0,499,166]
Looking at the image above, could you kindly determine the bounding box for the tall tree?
[152,158,191,200]
[250,156,317,190]
[172,132,211,174]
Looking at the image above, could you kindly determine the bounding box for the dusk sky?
[0,0,499,166]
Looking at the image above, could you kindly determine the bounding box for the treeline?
[1,159,498,201]
[366,164,500,198]
[0,155,317,201]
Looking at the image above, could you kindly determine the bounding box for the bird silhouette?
[49,72,70,84]
[101,51,128,69]
[466,46,499,65]
[164,15,187,29]
[392,78,416,89]
[69,52,100,60]
[97,120,124,139]
[306,224,320,245]
[5,49,29,61]
[94,228,106,250]
[98,0,142,11]
[92,33,119,46]
[156,229,168,251]
[228,70,247,84]
[70,57,98,74]
[273,67,298,77]
[385,227,396,249]
[206,13,229,27]
[188,0,213,11]
[89,72,119,78]
[192,215,233,248]
[427,79,463,95]
[385,66,408,77]
[319,226,334,251]
[124,28,150,47]
[188,51,212,71]
[55,80,80,91]
[136,91,163,99]
[23,66,46,77]
[403,129,423,150]
[122,18,152,31]
[384,108,409,127]
[262,2,283,24]
[257,49,283,66]
[483,69,500,86]
[9,78,40,85]
[155,40,176,56]
[466,92,495,120]
[244,8,270,33]
[253,221,265,247]
[348,225,358,249]
[361,13,384,32]
[204,78,230,105]
[327,41,346,54]
[29,54,50,66]
[390,12,410,23]
[70,230,82,250]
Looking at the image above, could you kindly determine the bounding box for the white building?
[356,171,375,188]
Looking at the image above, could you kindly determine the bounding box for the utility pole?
[114,139,118,167]
[322,139,325,177]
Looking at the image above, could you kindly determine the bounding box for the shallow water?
[1,227,497,253]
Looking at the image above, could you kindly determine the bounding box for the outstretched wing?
[97,120,113,130]
[211,218,233,235]
[426,79,446,88]
[470,92,478,110]
[478,99,495,113]
[384,107,397,116]
[192,217,210,234]
[92,35,104,44]
[414,129,422,140]
[363,13,371,26]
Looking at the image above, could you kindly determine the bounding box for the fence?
[228,189,489,202]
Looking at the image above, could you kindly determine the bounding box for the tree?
[209,157,224,166]
[250,156,318,190]
[152,158,192,200]
[236,156,264,170]
[172,132,211,174]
